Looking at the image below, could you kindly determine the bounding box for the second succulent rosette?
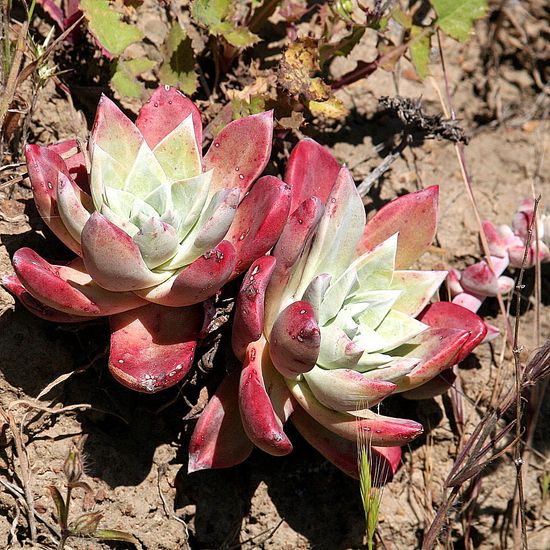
[189,139,487,479]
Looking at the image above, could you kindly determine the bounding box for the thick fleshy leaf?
[136,241,236,306]
[287,378,423,446]
[269,301,320,378]
[25,144,82,254]
[225,176,291,277]
[392,327,470,392]
[109,303,202,392]
[203,111,273,195]
[295,167,366,296]
[132,217,179,269]
[48,139,89,191]
[239,339,293,456]
[2,274,90,323]
[265,197,324,330]
[361,357,420,380]
[12,249,146,316]
[460,256,509,296]
[358,186,439,269]
[90,95,143,188]
[317,323,363,369]
[418,302,487,365]
[390,270,447,316]
[136,85,202,151]
[232,256,277,360]
[188,369,253,473]
[284,138,341,214]
[56,173,92,243]
[81,213,171,291]
[162,186,238,270]
[151,114,201,180]
[370,310,429,353]
[303,366,396,411]
[302,273,331,320]
[482,220,508,258]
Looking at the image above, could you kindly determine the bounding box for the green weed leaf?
[410,26,431,79]
[111,58,156,97]
[159,24,198,95]
[432,0,487,42]
[92,529,140,544]
[191,0,232,27]
[80,0,143,57]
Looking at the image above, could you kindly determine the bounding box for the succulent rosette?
[3,86,291,392]
[189,140,487,479]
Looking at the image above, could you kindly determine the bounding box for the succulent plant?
[3,86,291,392]
[188,139,486,479]
[449,198,550,341]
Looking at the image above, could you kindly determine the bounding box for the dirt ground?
[1,1,549,549]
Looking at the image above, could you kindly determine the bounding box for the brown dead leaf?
[278,38,331,100]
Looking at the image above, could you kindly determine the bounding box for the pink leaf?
[188,369,254,473]
[418,302,487,365]
[225,176,291,277]
[2,274,90,323]
[136,241,236,306]
[109,303,202,393]
[136,86,202,150]
[265,197,324,328]
[91,95,143,167]
[81,213,170,292]
[269,301,320,378]
[285,139,341,213]
[288,379,423,446]
[357,186,439,269]
[12,249,146,316]
[25,144,82,254]
[232,256,277,360]
[239,340,293,456]
[203,111,273,195]
[460,256,508,296]
[48,139,89,192]
[393,327,470,392]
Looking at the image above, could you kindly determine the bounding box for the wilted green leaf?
[111,58,156,97]
[191,0,232,27]
[80,0,143,57]
[93,529,140,545]
[159,24,197,95]
[432,0,487,42]
[410,26,431,79]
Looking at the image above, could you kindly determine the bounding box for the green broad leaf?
[191,0,232,27]
[92,529,140,544]
[432,0,487,42]
[80,0,143,57]
[111,58,156,98]
[319,26,365,63]
[210,22,260,47]
[410,26,431,79]
[159,24,197,95]
[390,7,412,30]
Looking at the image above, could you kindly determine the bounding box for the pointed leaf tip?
[203,110,273,195]
[358,185,439,268]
